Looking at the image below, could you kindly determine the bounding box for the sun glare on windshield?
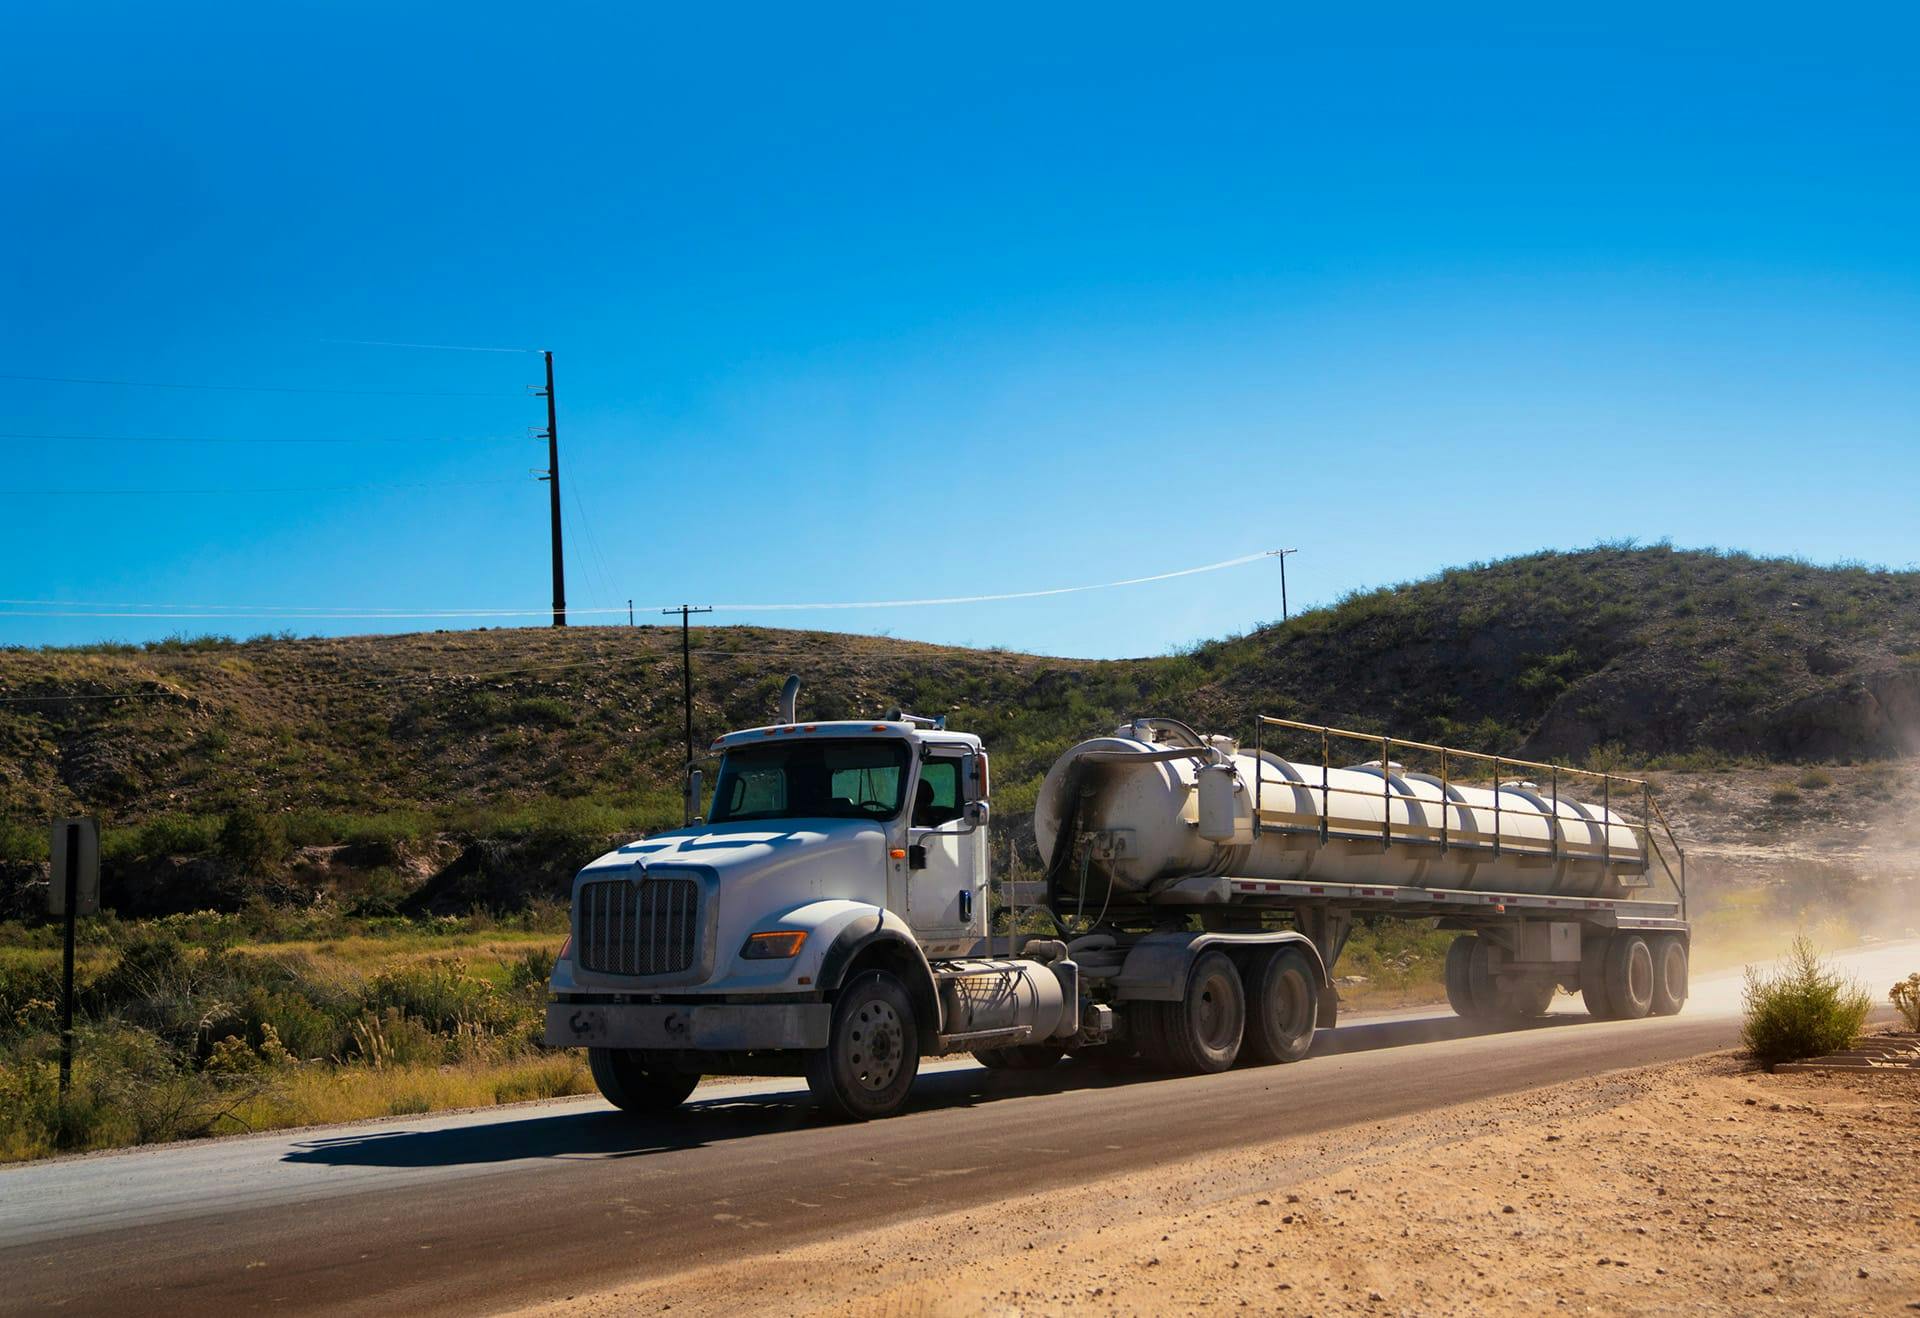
[708,740,912,823]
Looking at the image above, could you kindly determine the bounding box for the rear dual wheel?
[1651,935,1689,1016]
[1136,946,1322,1073]
[1580,933,1686,1019]
[1136,951,1245,1073]
[1243,946,1321,1064]
[1446,934,1556,1020]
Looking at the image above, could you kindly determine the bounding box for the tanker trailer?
[1029,715,1689,1047]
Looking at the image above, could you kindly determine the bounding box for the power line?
[0,431,527,446]
[0,371,522,399]
[321,338,538,355]
[0,550,1274,621]
[0,477,527,498]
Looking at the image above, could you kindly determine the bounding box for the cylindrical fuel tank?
[936,959,1066,1041]
[1035,725,1647,902]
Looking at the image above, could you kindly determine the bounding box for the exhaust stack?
[778,675,801,724]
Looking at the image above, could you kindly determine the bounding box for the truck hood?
[577,818,889,891]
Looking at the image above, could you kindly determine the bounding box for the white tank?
[1035,723,1648,903]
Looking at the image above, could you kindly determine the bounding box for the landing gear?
[588,1049,700,1115]
[807,971,920,1121]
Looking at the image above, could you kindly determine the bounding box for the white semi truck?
[545,681,1689,1120]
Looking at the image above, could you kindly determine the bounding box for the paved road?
[3,941,1912,1316]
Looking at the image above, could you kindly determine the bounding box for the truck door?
[906,748,988,956]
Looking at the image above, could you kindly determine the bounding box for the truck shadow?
[280,1009,1600,1172]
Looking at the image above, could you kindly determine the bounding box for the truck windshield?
[708,739,913,824]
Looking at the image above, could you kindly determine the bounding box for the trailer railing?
[1251,714,1687,919]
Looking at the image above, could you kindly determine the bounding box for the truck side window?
[913,759,961,827]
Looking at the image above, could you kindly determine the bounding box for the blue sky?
[4,4,1915,657]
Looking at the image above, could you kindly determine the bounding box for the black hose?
[1040,742,1211,925]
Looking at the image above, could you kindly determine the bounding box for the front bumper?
[545,1000,831,1051]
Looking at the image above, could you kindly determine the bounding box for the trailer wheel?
[1603,935,1655,1020]
[806,970,920,1121]
[974,1044,1064,1071]
[587,1048,700,1115]
[1138,950,1245,1073]
[1579,935,1614,1019]
[1444,935,1480,1018]
[1650,936,1688,1016]
[1243,946,1320,1064]
[1499,979,1558,1017]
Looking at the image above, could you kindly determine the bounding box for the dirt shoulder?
[513,1051,1920,1316]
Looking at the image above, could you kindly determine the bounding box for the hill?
[3,544,1917,915]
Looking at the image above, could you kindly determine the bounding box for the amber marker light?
[740,930,808,959]
[890,848,907,860]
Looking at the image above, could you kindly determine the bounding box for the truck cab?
[545,716,999,1117]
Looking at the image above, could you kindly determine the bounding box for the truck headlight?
[740,930,808,959]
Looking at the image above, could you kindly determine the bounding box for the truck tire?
[1603,935,1655,1020]
[974,1044,1065,1071]
[588,1048,700,1115]
[1579,935,1613,1019]
[1444,935,1480,1018]
[806,970,920,1121]
[1650,936,1688,1016]
[1466,935,1500,1012]
[1138,950,1245,1073]
[1499,979,1557,1018]
[1242,945,1320,1064]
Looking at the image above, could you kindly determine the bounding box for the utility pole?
[1267,547,1298,621]
[664,605,714,807]
[535,350,566,627]
[627,599,634,627]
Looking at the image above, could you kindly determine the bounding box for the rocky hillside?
[2,545,1916,914]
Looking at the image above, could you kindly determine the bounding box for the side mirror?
[964,800,989,828]
[684,767,704,826]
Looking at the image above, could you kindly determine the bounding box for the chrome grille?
[577,876,700,976]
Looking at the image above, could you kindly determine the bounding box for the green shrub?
[364,960,511,1034]
[1741,937,1873,1067]
[0,820,49,864]
[1892,973,1920,1031]
[217,805,284,873]
[1796,767,1834,790]
[1769,784,1802,805]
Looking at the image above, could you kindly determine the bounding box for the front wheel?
[588,1048,700,1115]
[806,971,921,1121]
